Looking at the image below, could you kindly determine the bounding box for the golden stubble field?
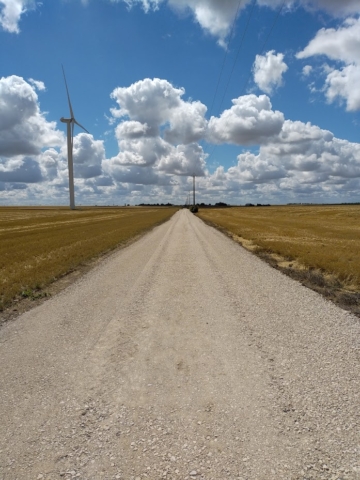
[0,206,177,311]
[198,205,360,308]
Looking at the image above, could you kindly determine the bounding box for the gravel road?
[1,209,359,480]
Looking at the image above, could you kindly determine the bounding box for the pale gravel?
[0,209,359,480]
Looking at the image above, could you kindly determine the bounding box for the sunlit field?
[0,206,177,311]
[198,205,360,292]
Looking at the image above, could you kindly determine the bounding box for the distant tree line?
[197,202,229,208]
[137,203,174,206]
[245,203,271,207]
[287,202,360,206]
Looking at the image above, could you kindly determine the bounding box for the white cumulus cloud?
[260,119,360,185]
[111,136,171,167]
[299,0,360,16]
[297,17,360,111]
[117,0,360,46]
[158,142,207,176]
[110,78,184,129]
[0,156,43,183]
[108,78,208,179]
[0,0,35,33]
[38,148,60,181]
[324,64,360,111]
[0,75,63,157]
[28,78,46,91]
[297,17,360,64]
[302,65,313,76]
[72,133,105,179]
[194,114,360,205]
[207,94,284,145]
[164,100,208,145]
[116,121,152,139]
[120,0,245,45]
[208,118,360,201]
[167,0,246,47]
[102,162,171,186]
[253,50,288,94]
[0,74,110,203]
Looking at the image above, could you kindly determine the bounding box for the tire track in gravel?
[0,209,359,480]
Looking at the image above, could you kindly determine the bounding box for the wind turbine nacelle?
[60,117,70,123]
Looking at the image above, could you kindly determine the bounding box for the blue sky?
[1,0,360,205]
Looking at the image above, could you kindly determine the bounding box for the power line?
[204,0,256,161]
[216,0,257,118]
[207,0,243,121]
[206,0,286,164]
[239,0,286,98]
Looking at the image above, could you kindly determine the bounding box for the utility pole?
[193,175,196,207]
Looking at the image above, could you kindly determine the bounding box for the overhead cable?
[206,0,286,164]
[207,0,243,121]
[215,0,257,119]
[238,0,286,98]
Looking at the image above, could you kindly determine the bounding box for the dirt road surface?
[1,210,359,480]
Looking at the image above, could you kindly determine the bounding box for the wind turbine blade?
[74,118,89,134]
[62,65,75,119]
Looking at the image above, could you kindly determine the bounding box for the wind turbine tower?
[60,66,89,210]
[193,175,196,207]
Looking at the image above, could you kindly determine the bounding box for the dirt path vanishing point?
[0,209,359,480]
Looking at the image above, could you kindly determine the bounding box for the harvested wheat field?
[198,205,360,314]
[0,206,177,311]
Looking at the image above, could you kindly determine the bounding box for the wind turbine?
[60,65,89,210]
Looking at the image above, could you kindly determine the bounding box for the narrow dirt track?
[0,209,359,480]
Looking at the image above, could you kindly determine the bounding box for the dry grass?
[0,206,177,311]
[198,205,360,314]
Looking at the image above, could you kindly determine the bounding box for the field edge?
[0,211,177,326]
[197,214,360,319]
